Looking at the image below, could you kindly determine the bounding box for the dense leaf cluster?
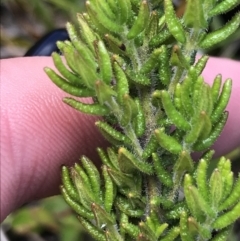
[45,0,240,240]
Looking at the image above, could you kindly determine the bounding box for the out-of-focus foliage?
[2,196,95,241]
[1,0,239,59]
[1,0,85,58]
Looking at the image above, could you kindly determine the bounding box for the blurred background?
[1,0,240,241]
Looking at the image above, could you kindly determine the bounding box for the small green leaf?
[161,226,180,241]
[211,75,222,106]
[183,0,208,29]
[127,70,151,85]
[118,0,132,24]
[91,202,115,227]
[119,94,137,127]
[187,217,199,236]
[199,13,240,49]
[97,148,112,168]
[73,51,99,89]
[78,216,106,241]
[219,174,240,211]
[170,45,190,69]
[86,1,123,33]
[155,128,182,154]
[81,156,101,198]
[222,172,234,201]
[149,29,172,47]
[209,0,240,17]
[116,197,144,217]
[51,52,83,86]
[138,221,157,240]
[161,90,190,131]
[193,111,228,151]
[196,159,209,202]
[192,76,204,107]
[164,0,186,44]
[95,80,117,105]
[142,135,159,160]
[95,0,116,21]
[71,168,96,208]
[211,227,231,241]
[158,45,171,86]
[145,10,159,40]
[184,111,209,144]
[61,186,94,220]
[74,163,92,191]
[180,76,194,117]
[180,212,192,241]
[121,221,140,238]
[63,97,110,116]
[211,78,232,124]
[96,40,113,85]
[66,22,96,69]
[96,121,131,146]
[213,201,240,230]
[184,174,202,220]
[140,47,162,74]
[156,223,169,239]
[113,61,129,105]
[107,148,120,171]
[61,166,78,201]
[151,90,162,108]
[118,147,153,174]
[193,55,209,78]
[173,151,194,185]
[188,185,215,218]
[45,67,94,97]
[152,153,173,188]
[133,98,146,137]
[127,1,150,39]
[107,168,138,194]
[173,84,184,113]
[209,168,223,208]
[77,13,98,52]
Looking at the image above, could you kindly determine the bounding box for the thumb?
[0,57,107,221]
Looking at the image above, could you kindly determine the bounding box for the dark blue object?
[25,29,69,56]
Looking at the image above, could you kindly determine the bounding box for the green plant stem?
[168,66,185,96]
[125,124,143,157]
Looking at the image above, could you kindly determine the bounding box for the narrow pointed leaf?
[209,0,240,16]
[63,97,110,116]
[118,147,153,174]
[155,128,182,154]
[61,166,78,201]
[211,78,232,124]
[199,13,240,49]
[78,216,106,241]
[86,1,123,33]
[161,90,190,131]
[196,159,209,202]
[219,175,240,211]
[127,1,150,39]
[164,0,186,44]
[193,111,228,151]
[153,153,173,188]
[183,0,207,28]
[97,40,113,85]
[45,67,94,97]
[213,202,240,229]
[61,186,94,219]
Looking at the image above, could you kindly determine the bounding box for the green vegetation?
[45,0,240,240]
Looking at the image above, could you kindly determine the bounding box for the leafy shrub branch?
[45,0,240,240]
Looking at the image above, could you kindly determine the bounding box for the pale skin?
[1,56,240,222]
